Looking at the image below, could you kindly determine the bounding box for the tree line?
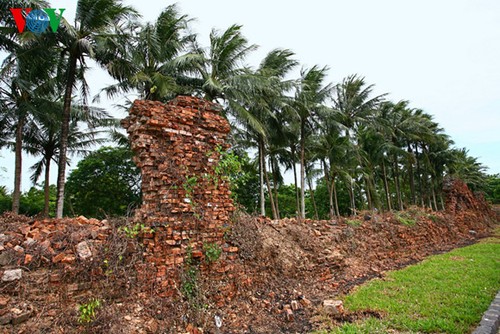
[0,1,496,219]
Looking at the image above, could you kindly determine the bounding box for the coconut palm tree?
[448,148,487,192]
[102,4,195,101]
[0,37,59,214]
[230,49,297,218]
[292,66,333,219]
[0,1,49,52]
[23,100,113,217]
[54,0,139,217]
[332,75,385,214]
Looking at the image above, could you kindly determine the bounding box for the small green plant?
[214,146,241,180]
[206,146,241,189]
[395,212,416,226]
[221,225,232,240]
[102,259,113,276]
[119,223,154,238]
[183,175,198,199]
[203,242,222,264]
[346,219,362,227]
[427,214,439,223]
[181,246,199,301]
[78,298,101,324]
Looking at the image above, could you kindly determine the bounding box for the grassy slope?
[319,228,500,334]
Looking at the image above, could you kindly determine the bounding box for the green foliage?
[320,232,500,334]
[203,242,222,264]
[19,185,56,217]
[485,174,500,204]
[394,212,416,226]
[308,179,351,218]
[181,247,198,301]
[204,146,242,194]
[231,152,260,214]
[0,186,12,214]
[345,219,362,227]
[119,223,154,238]
[19,187,45,216]
[0,185,57,216]
[266,184,304,218]
[78,298,101,324]
[214,146,241,184]
[183,175,198,200]
[65,147,141,219]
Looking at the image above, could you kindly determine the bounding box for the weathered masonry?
[122,96,237,296]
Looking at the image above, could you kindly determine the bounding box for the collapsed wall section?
[121,96,236,295]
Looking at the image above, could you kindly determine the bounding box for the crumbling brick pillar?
[122,96,236,296]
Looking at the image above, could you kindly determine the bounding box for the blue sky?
[1,0,499,191]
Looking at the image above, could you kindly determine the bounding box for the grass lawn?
[317,227,500,334]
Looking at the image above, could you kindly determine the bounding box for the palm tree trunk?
[382,159,392,212]
[306,166,319,220]
[291,146,300,218]
[415,145,425,207]
[348,178,356,216]
[322,160,335,219]
[364,176,373,211]
[393,155,403,210]
[431,177,438,211]
[299,120,306,220]
[259,140,266,216]
[56,55,77,218]
[270,159,280,219]
[264,155,278,219]
[260,140,277,219]
[12,116,24,214]
[263,159,277,220]
[407,144,416,205]
[43,156,51,218]
[332,176,340,218]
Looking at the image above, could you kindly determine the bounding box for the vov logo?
[10,8,66,34]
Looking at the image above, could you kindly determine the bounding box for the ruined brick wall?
[122,96,236,296]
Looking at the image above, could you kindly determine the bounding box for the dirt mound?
[221,205,494,333]
[0,181,496,333]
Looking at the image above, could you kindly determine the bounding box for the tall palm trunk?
[382,159,392,211]
[259,140,266,216]
[56,55,77,218]
[322,160,335,219]
[407,144,416,205]
[12,115,24,214]
[348,178,356,216]
[43,155,52,217]
[393,155,403,210]
[270,159,280,219]
[299,120,306,219]
[431,176,438,211]
[306,166,319,220]
[332,176,340,218]
[260,139,277,219]
[291,146,300,218]
[415,145,425,207]
[263,166,277,219]
[439,194,445,211]
[262,148,278,219]
[364,176,373,211]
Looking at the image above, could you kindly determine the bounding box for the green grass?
[316,228,500,334]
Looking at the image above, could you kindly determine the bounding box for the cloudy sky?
[1,0,499,191]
